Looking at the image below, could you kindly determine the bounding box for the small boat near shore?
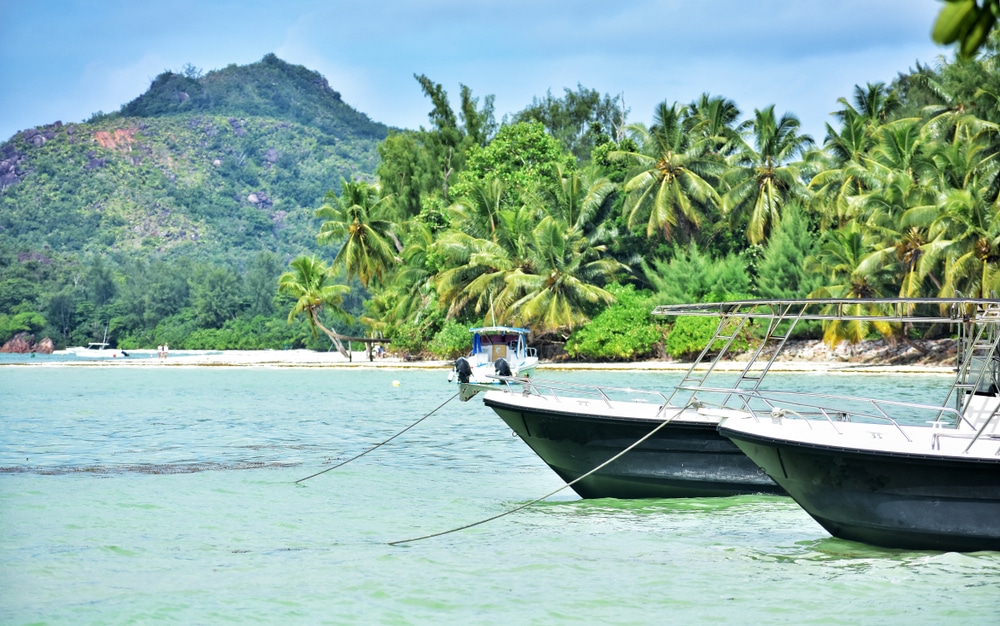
[449,326,538,385]
[66,342,131,358]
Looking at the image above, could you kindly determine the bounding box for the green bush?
[644,244,752,305]
[388,322,429,356]
[565,284,662,360]
[429,321,471,359]
[664,316,750,360]
[0,311,47,343]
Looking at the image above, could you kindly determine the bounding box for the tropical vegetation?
[3,34,1000,360]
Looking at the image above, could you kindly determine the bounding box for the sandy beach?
[4,343,954,375]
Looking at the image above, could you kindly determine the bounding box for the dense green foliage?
[4,37,1000,359]
[664,315,751,360]
[0,55,384,350]
[564,284,663,360]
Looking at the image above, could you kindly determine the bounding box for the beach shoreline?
[0,342,956,375]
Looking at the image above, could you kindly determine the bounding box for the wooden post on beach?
[340,336,391,362]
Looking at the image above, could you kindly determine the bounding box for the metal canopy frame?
[653,297,1000,324]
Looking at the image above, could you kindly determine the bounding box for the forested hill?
[0,54,388,262]
[119,53,387,140]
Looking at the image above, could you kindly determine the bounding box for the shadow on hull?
[723,429,1000,552]
[486,399,783,499]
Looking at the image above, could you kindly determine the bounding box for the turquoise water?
[1,367,998,624]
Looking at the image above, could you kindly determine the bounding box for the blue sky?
[1,1,952,144]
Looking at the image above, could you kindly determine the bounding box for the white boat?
[66,324,132,358]
[465,300,824,498]
[466,298,1000,540]
[481,381,782,498]
[656,298,1000,552]
[67,342,130,358]
[449,326,538,385]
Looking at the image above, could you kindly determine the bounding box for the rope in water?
[387,402,692,546]
[295,390,460,484]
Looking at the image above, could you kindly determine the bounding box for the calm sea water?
[1,366,998,624]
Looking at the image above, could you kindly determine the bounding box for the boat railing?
[494,376,671,409]
[681,385,969,442]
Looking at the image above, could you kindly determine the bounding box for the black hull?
[484,398,782,499]
[720,426,1000,552]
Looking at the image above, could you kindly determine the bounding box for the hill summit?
[120,53,388,140]
[0,54,390,261]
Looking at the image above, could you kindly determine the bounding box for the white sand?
[18,347,951,374]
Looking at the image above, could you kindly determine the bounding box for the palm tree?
[925,117,1000,197]
[808,110,878,228]
[316,179,399,289]
[362,220,440,334]
[685,93,745,157]
[434,201,536,321]
[434,197,628,334]
[723,105,814,245]
[877,116,1000,299]
[834,82,901,133]
[444,177,507,240]
[615,101,722,241]
[502,215,625,333]
[806,221,897,345]
[278,256,352,357]
[864,119,938,187]
[540,163,617,239]
[928,185,1000,298]
[859,211,943,299]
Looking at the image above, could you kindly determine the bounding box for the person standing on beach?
[157,344,163,359]
[163,343,169,359]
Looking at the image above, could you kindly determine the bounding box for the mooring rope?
[295,391,460,484]
[387,402,692,546]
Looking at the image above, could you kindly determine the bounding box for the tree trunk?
[311,312,350,359]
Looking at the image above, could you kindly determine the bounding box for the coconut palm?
[875,116,1000,299]
[444,177,508,240]
[434,229,521,322]
[834,82,901,132]
[316,179,399,289]
[434,196,627,334]
[615,101,722,241]
[540,163,617,239]
[864,119,937,185]
[926,117,1000,198]
[366,220,439,332]
[278,256,352,357]
[842,122,942,299]
[806,222,898,345]
[685,93,745,157]
[808,110,878,228]
[502,215,625,333]
[723,105,814,245]
[435,193,544,317]
[928,185,1000,298]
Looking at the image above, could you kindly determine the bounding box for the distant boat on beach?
[66,342,131,358]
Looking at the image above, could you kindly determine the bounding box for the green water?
[1,367,997,624]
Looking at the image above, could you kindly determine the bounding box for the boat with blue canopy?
[449,326,538,386]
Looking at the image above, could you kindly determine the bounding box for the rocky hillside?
[0,54,390,262]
